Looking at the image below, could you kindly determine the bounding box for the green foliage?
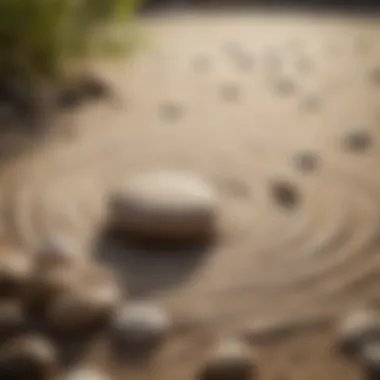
[0,0,143,85]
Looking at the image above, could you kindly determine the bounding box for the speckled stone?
[336,308,380,356]
[0,335,58,380]
[111,303,170,349]
[198,339,257,380]
[109,171,218,241]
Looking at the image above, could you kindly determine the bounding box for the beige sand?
[0,10,379,379]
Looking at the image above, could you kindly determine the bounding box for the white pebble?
[109,171,218,241]
[111,303,170,347]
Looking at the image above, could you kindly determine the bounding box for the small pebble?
[160,102,183,122]
[0,335,58,380]
[111,303,170,350]
[198,339,256,380]
[303,95,320,112]
[270,180,300,210]
[109,171,218,241]
[336,308,380,356]
[294,152,319,173]
[63,367,110,380]
[343,131,372,153]
[0,248,33,297]
[76,75,110,100]
[35,235,78,268]
[0,301,27,344]
[370,67,380,85]
[57,75,110,109]
[360,341,380,380]
[26,265,78,310]
[276,78,296,95]
[45,278,119,335]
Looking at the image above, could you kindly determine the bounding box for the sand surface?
[0,10,379,379]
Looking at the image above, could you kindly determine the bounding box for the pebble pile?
[0,170,379,380]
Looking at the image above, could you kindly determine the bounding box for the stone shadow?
[95,228,212,299]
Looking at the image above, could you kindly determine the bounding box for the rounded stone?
[270,180,300,210]
[0,301,27,344]
[336,308,380,356]
[0,248,33,297]
[62,368,110,380]
[198,339,256,380]
[111,303,170,349]
[343,131,372,153]
[45,279,119,335]
[360,341,380,380]
[25,265,79,310]
[109,171,218,241]
[294,152,319,173]
[35,235,78,269]
[0,335,58,380]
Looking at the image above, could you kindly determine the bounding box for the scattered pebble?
[369,67,380,85]
[0,335,58,380]
[0,248,33,297]
[63,367,110,380]
[35,235,78,268]
[26,265,78,310]
[45,279,119,335]
[343,131,372,153]
[360,341,380,380]
[303,95,320,112]
[0,301,27,344]
[336,308,380,356]
[76,75,110,100]
[57,75,110,109]
[294,152,320,173]
[109,171,218,241]
[198,339,257,380]
[276,78,296,95]
[270,180,300,210]
[160,102,183,122]
[110,303,170,350]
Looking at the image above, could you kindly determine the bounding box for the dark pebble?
[0,335,58,380]
[270,180,300,210]
[360,341,380,380]
[294,152,320,173]
[336,309,380,357]
[198,339,256,380]
[343,131,372,153]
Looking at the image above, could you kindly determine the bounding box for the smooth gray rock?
[109,171,218,241]
[111,303,170,349]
